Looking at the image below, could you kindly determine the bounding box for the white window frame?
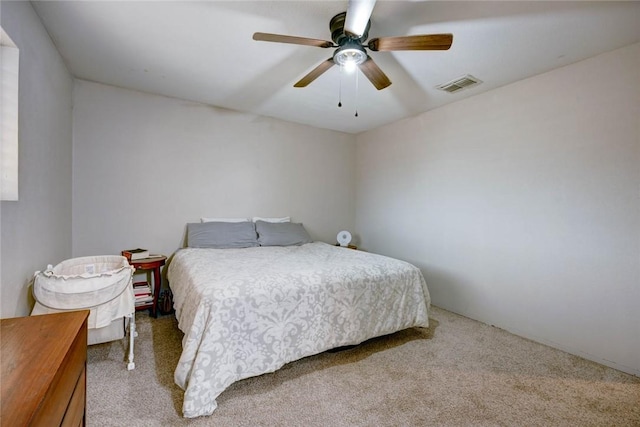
[1,27,19,201]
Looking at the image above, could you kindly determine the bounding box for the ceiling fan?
[252,0,453,90]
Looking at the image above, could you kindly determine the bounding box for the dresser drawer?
[1,311,88,427]
[61,368,86,427]
[31,323,87,426]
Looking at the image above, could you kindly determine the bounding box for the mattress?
[167,242,430,418]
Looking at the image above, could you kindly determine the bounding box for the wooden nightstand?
[128,255,166,318]
[335,243,358,250]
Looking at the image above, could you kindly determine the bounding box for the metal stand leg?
[127,312,136,370]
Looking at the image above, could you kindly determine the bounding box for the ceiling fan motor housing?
[330,12,370,45]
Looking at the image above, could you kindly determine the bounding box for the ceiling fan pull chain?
[355,68,359,117]
[338,65,343,107]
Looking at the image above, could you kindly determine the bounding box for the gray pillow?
[187,221,258,249]
[255,221,313,246]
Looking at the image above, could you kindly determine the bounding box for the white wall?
[355,43,640,376]
[72,81,356,261]
[0,2,73,318]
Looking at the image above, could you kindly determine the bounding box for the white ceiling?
[31,1,640,134]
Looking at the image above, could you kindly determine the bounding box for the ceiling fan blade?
[344,0,377,38]
[359,56,391,90]
[294,58,336,88]
[368,34,453,51]
[253,32,335,48]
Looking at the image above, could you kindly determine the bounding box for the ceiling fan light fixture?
[343,59,358,73]
[333,43,367,69]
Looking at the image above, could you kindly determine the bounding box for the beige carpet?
[86,306,639,426]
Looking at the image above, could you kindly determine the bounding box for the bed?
[167,220,431,418]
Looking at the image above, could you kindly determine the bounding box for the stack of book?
[122,248,150,261]
[133,281,153,307]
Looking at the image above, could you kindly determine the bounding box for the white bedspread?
[167,242,430,418]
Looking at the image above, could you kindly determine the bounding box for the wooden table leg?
[152,266,161,318]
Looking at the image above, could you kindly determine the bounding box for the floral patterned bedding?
[167,242,430,418]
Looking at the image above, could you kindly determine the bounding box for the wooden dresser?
[1,310,89,426]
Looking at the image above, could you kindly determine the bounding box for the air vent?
[436,74,482,93]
